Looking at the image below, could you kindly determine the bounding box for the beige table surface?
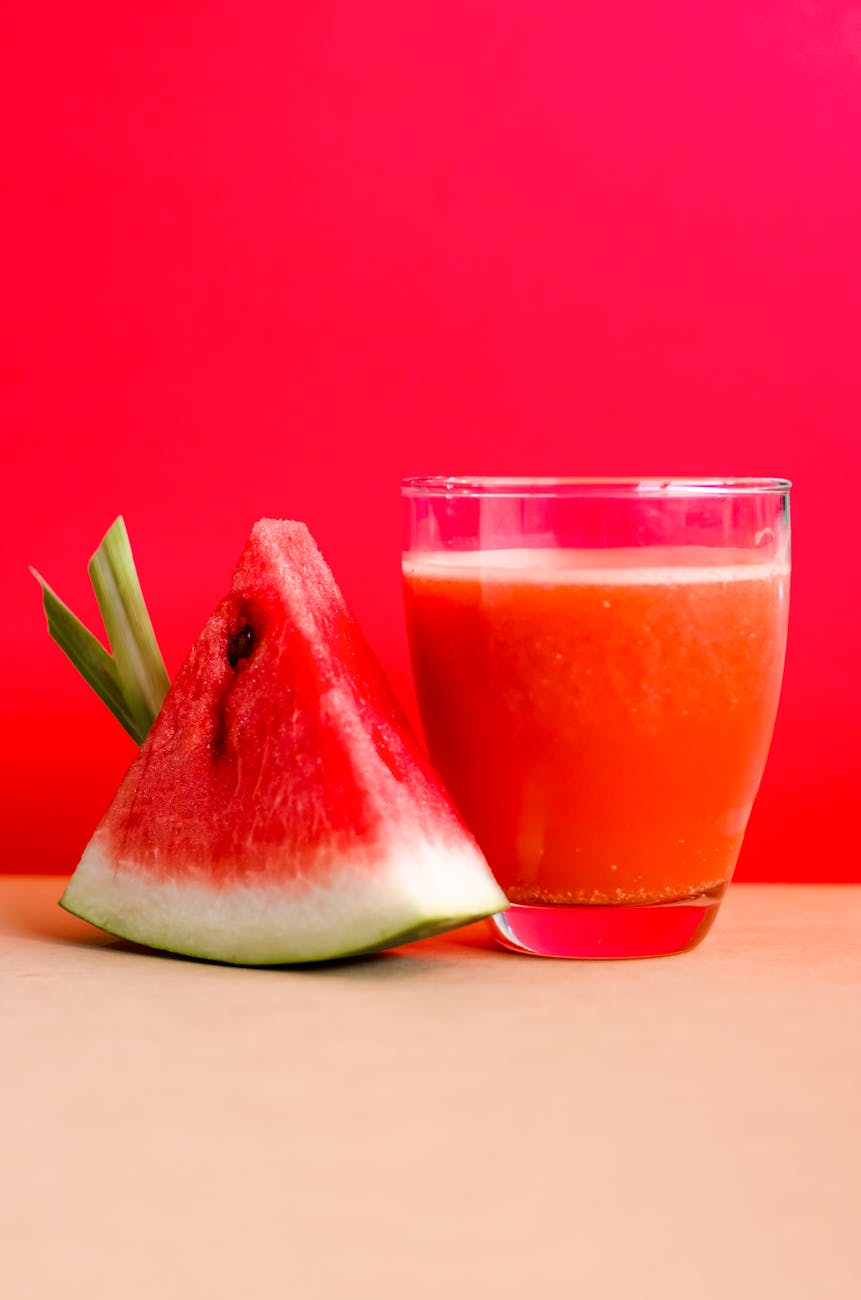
[2,877,859,1300]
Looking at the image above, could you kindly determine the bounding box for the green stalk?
[32,518,170,745]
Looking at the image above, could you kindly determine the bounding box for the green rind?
[58,891,499,966]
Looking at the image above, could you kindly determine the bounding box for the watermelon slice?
[60,520,506,963]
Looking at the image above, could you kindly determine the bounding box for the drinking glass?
[401,478,791,958]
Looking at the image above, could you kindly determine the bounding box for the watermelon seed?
[227,624,255,668]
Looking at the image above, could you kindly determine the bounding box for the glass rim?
[401,476,792,498]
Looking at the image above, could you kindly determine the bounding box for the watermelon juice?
[403,546,789,929]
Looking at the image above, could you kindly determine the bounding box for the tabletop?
[2,876,859,1300]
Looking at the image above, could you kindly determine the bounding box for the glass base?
[490,889,725,960]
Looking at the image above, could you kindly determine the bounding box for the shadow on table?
[2,876,115,948]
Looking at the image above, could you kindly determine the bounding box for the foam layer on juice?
[403,546,790,586]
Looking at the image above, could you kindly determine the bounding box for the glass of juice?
[401,477,791,959]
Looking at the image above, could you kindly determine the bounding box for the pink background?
[2,3,859,878]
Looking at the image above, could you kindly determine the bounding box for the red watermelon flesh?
[60,520,507,963]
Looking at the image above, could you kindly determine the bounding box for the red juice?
[403,546,789,908]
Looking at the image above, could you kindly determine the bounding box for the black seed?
[227,624,255,668]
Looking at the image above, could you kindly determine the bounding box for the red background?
[2,3,859,879]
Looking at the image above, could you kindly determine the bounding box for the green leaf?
[32,518,170,745]
[88,518,170,740]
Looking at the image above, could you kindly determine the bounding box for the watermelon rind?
[61,833,505,965]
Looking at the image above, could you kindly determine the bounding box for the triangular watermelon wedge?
[61,520,507,963]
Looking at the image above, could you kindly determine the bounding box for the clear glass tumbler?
[401,478,791,958]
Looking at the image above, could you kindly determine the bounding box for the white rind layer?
[61,834,508,964]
